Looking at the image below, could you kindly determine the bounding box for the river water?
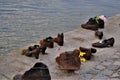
[0,0,120,55]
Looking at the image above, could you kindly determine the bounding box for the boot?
[54,33,64,46]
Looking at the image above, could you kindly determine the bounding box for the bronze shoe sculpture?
[22,45,40,54]
[92,37,115,48]
[95,30,103,39]
[81,24,99,31]
[40,36,54,48]
[54,33,64,46]
[13,62,51,80]
[79,47,97,60]
[22,45,47,59]
[81,16,105,31]
[56,49,81,70]
[39,45,47,55]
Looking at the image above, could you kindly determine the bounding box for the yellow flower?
[81,58,87,62]
[79,51,86,57]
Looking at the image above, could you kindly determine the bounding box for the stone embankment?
[0,14,120,80]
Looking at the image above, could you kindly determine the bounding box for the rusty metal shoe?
[81,24,98,31]
[79,47,97,53]
[88,16,105,29]
[81,16,105,31]
[39,45,47,55]
[22,46,41,59]
[54,33,64,46]
[79,47,97,60]
[13,62,51,80]
[56,49,81,70]
[40,36,54,48]
[92,37,115,48]
[98,19,104,29]
[22,45,47,59]
[95,30,103,39]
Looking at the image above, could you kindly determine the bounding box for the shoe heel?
[109,37,115,47]
[99,35,103,39]
[110,43,114,47]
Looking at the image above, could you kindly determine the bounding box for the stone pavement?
[0,14,120,80]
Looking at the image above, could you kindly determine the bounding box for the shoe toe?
[92,42,102,47]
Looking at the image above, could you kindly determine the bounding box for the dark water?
[0,0,120,55]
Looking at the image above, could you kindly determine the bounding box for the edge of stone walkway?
[0,14,120,80]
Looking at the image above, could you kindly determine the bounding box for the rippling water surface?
[0,0,120,55]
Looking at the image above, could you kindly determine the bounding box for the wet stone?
[74,70,80,74]
[92,74,109,80]
[86,69,99,75]
[118,69,120,75]
[105,58,115,63]
[100,69,113,76]
[79,73,94,80]
[111,72,120,78]
[112,54,120,59]
[110,57,120,63]
[115,52,120,57]
[101,61,112,67]
[110,78,120,80]
[0,74,9,80]
[95,65,106,71]
[107,65,120,71]
[113,61,120,66]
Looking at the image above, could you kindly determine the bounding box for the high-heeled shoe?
[92,37,115,48]
[95,30,103,39]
